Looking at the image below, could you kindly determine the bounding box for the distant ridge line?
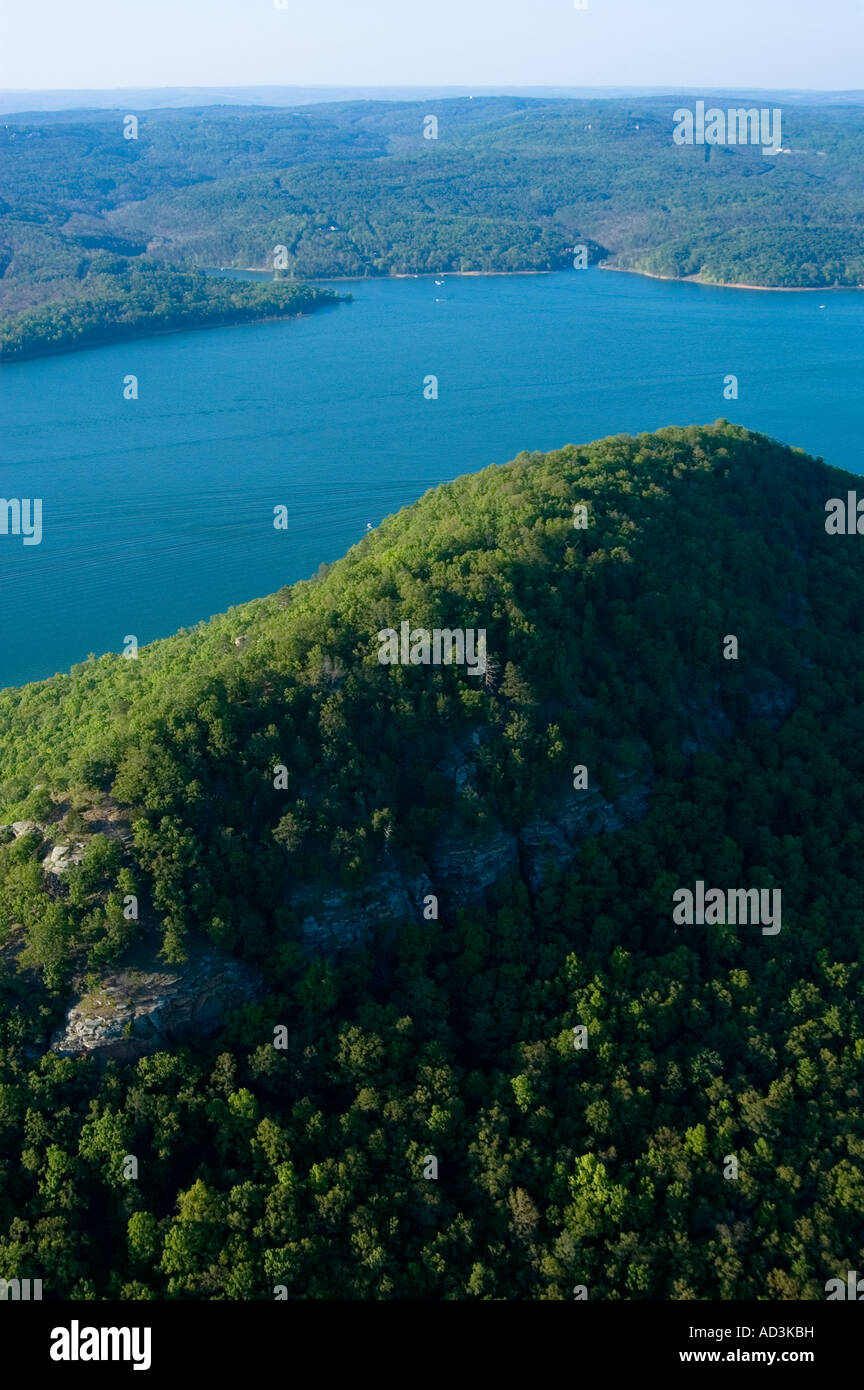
[2,84,864,117]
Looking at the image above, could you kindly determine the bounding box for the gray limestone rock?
[42,842,86,875]
[11,820,41,839]
[296,869,434,953]
[51,951,264,1062]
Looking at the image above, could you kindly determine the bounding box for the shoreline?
[215,266,557,283]
[6,259,862,366]
[0,303,344,366]
[598,264,864,293]
[217,262,864,293]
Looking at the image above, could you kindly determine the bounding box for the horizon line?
[4,83,864,96]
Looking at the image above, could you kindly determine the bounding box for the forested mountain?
[1,95,864,358]
[0,421,863,1298]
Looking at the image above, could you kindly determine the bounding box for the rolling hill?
[1,420,863,1299]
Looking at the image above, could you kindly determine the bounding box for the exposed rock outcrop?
[44,672,796,1040]
[10,820,41,839]
[517,764,653,893]
[283,665,797,952]
[42,842,86,876]
[679,675,795,755]
[428,824,522,908]
[51,950,264,1063]
[295,868,434,953]
[288,752,653,951]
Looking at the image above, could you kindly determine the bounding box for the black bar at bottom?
[0,1298,852,1377]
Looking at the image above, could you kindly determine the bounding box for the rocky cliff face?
[30,732,655,1057]
[1,819,90,877]
[288,668,794,954]
[516,765,653,894]
[295,868,435,954]
[291,749,653,952]
[42,669,792,1056]
[50,951,264,1063]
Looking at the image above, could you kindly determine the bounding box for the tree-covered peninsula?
[0,265,345,362]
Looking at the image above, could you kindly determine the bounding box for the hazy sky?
[1,0,862,93]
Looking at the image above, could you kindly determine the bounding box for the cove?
[1,267,863,690]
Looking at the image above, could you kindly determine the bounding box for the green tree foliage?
[3,95,863,362]
[0,423,862,1298]
[0,266,344,361]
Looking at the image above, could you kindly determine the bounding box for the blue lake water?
[1,267,863,690]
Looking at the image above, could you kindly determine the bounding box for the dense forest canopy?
[1,422,863,1298]
[1,95,864,357]
[0,268,343,361]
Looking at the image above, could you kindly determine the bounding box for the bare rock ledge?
[51,951,264,1063]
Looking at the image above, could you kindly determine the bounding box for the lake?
[1,267,863,689]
